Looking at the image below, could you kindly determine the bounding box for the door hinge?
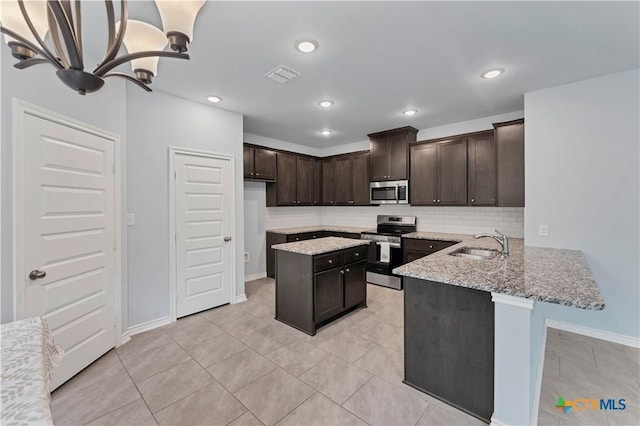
[113,317,117,329]
[174,171,177,179]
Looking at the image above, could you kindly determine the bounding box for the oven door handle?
[375,241,401,249]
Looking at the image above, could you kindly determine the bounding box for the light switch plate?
[244,252,250,262]
[127,214,135,226]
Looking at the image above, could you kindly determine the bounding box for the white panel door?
[174,153,233,317]
[21,112,116,389]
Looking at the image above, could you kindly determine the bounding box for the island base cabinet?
[275,246,367,335]
[403,277,494,423]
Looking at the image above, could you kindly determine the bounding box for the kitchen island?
[272,236,370,335]
[393,232,603,424]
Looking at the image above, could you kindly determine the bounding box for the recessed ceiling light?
[481,68,505,79]
[207,96,222,103]
[319,100,334,108]
[320,129,333,136]
[403,109,417,116]
[295,38,318,53]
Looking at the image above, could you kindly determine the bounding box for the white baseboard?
[233,294,247,304]
[244,272,267,282]
[118,332,131,347]
[127,316,171,336]
[545,319,640,348]
[490,415,508,426]
[531,324,549,426]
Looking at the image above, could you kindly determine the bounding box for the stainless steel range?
[360,215,416,290]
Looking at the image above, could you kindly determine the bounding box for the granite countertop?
[393,232,604,310]
[272,236,370,256]
[267,225,372,235]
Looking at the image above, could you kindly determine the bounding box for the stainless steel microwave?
[370,180,409,205]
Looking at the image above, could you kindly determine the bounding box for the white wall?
[244,133,322,157]
[524,69,640,406]
[127,90,244,327]
[0,47,128,325]
[244,181,267,277]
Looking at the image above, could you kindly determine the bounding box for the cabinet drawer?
[344,245,367,264]
[287,232,322,242]
[314,252,343,272]
[403,238,457,253]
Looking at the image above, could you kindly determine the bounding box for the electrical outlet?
[538,225,548,237]
[244,252,250,262]
[127,214,135,226]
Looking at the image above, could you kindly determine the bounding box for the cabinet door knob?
[355,253,359,257]
[429,245,433,249]
[345,268,350,273]
[471,198,475,203]
[437,200,441,203]
[432,199,436,203]
[256,173,259,176]
[340,270,345,275]
[328,259,333,264]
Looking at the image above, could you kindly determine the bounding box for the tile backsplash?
[266,206,524,237]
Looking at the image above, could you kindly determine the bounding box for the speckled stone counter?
[272,236,370,256]
[267,225,372,235]
[394,232,603,310]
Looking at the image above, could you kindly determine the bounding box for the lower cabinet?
[275,245,367,335]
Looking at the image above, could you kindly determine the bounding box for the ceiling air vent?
[265,65,300,83]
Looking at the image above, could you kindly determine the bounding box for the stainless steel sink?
[448,247,501,260]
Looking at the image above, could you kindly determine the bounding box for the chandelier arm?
[98,0,127,70]
[94,51,189,76]
[15,0,62,67]
[59,1,75,35]
[103,0,115,59]
[48,1,83,69]
[0,26,62,69]
[103,73,152,92]
[47,8,71,68]
[74,0,83,57]
[14,57,50,70]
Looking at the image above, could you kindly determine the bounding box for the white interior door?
[20,112,116,389]
[174,152,234,318]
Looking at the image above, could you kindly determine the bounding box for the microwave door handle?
[395,185,399,204]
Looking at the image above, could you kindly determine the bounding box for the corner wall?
[0,47,128,325]
[524,69,640,407]
[126,90,244,327]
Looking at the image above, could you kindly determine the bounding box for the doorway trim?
[12,99,124,346]
[168,146,238,323]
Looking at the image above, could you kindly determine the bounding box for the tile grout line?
[339,376,375,425]
[113,347,158,425]
[269,389,319,426]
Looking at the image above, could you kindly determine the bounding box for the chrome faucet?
[474,229,509,258]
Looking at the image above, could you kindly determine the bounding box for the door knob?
[224,236,232,242]
[29,270,46,280]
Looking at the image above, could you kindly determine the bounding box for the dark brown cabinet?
[266,230,361,278]
[321,158,335,205]
[368,127,417,181]
[495,119,525,207]
[268,153,316,206]
[402,238,457,263]
[275,245,367,335]
[335,152,370,205]
[467,132,496,206]
[243,145,276,180]
[313,159,322,205]
[410,138,467,205]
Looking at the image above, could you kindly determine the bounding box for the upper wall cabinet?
[368,127,418,181]
[243,145,276,181]
[334,152,370,205]
[410,138,468,205]
[467,131,496,206]
[268,152,315,206]
[494,120,525,207]
[321,158,335,206]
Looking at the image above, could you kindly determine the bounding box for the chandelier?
[0,0,204,94]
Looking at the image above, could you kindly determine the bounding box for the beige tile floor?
[538,328,640,426]
[52,278,485,426]
[52,277,639,426]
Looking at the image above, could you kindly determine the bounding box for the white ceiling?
[90,1,639,147]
